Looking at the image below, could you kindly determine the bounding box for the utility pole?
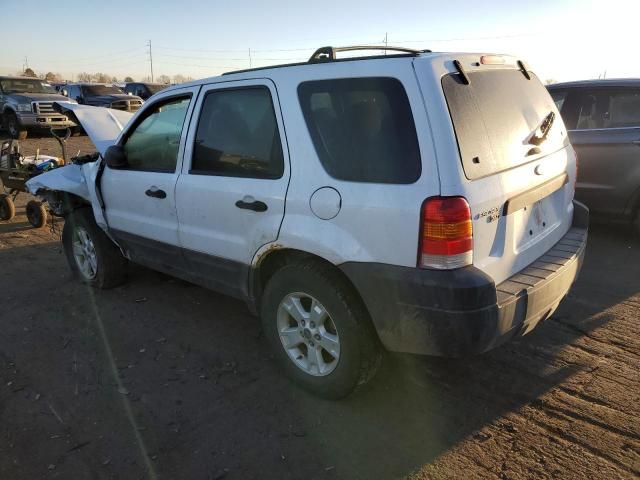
[147,40,154,82]
[23,56,29,72]
[384,32,388,55]
[249,48,252,68]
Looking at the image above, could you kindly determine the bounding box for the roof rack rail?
[309,45,428,63]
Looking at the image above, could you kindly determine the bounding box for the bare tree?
[124,76,134,82]
[77,72,92,82]
[157,74,171,84]
[545,78,558,85]
[23,68,37,77]
[92,72,112,83]
[44,72,61,82]
[172,74,187,84]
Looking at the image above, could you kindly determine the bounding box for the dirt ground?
[1,134,639,480]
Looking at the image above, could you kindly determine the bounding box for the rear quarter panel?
[250,58,441,267]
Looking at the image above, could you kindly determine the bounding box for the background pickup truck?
[0,76,76,140]
[61,83,143,112]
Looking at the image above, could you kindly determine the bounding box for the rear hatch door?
[415,56,576,285]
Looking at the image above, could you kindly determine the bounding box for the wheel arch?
[2,105,17,115]
[249,247,382,344]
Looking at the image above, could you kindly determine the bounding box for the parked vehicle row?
[0,77,169,139]
[28,46,589,398]
[59,83,144,112]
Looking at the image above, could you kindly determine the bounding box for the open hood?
[53,102,134,155]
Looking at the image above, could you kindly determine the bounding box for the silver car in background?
[0,76,76,139]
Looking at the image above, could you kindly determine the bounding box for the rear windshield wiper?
[528,111,555,146]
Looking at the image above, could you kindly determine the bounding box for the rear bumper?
[340,201,589,357]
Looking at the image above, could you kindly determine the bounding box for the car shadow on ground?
[0,224,637,479]
[0,221,34,234]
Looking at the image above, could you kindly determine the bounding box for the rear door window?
[558,88,640,131]
[298,77,421,184]
[191,87,284,179]
[606,90,640,128]
[442,70,568,180]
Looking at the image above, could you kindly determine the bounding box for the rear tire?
[260,261,381,399]
[26,200,48,228]
[5,112,27,140]
[0,194,15,221]
[62,208,127,288]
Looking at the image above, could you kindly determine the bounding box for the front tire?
[4,112,27,140]
[62,208,127,288]
[261,261,381,399]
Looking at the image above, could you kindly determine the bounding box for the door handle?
[235,199,268,212]
[145,187,167,199]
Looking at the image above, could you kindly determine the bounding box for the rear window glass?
[298,77,421,184]
[443,70,568,180]
[83,85,123,96]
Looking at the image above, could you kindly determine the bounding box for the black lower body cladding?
[339,201,589,357]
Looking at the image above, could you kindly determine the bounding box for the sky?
[1,0,638,83]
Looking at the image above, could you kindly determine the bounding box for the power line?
[37,52,148,69]
[154,52,303,62]
[69,46,144,62]
[154,31,542,55]
[151,60,241,70]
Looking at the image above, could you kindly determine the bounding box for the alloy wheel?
[72,226,98,280]
[276,292,340,376]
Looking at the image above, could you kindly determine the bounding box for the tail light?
[418,197,473,269]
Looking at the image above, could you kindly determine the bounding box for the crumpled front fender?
[26,161,108,229]
[26,164,90,200]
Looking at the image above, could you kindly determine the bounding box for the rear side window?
[298,77,421,184]
[562,88,640,130]
[191,87,284,179]
[443,70,568,180]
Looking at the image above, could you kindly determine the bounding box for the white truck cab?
[28,46,589,398]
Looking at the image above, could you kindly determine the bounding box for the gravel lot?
[1,134,639,479]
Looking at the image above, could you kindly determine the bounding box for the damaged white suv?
[28,46,589,399]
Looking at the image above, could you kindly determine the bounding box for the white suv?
[28,46,589,399]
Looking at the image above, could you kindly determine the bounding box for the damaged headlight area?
[36,189,88,217]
